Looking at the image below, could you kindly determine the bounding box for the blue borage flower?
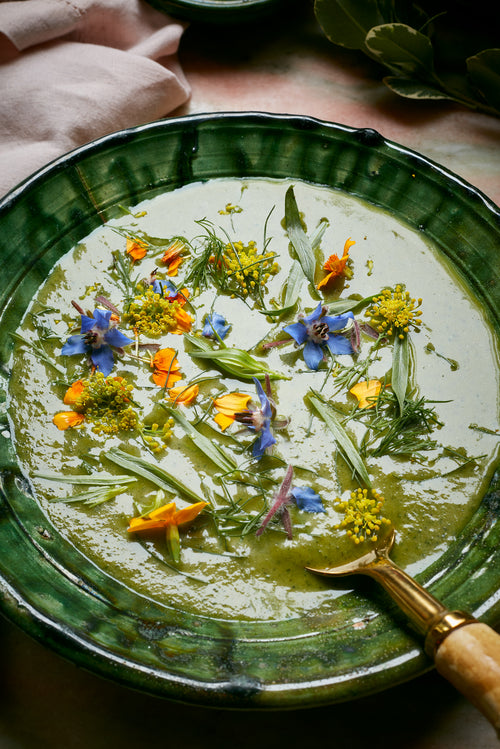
[256,464,325,539]
[61,306,133,376]
[233,377,277,459]
[202,312,231,340]
[283,303,356,370]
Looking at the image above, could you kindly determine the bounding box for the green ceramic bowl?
[144,0,284,23]
[0,112,499,708]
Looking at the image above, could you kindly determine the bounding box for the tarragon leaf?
[106,447,205,505]
[392,334,410,414]
[184,333,287,380]
[309,393,372,488]
[165,407,237,473]
[284,186,316,284]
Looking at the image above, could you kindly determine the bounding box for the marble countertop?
[1,3,499,747]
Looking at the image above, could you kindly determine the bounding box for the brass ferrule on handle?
[358,555,476,657]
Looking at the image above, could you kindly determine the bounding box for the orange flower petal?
[127,501,208,533]
[317,237,355,290]
[213,412,235,431]
[170,307,193,334]
[161,240,185,265]
[53,411,85,430]
[63,380,85,406]
[172,501,208,527]
[126,237,148,262]
[166,255,183,277]
[349,379,382,409]
[168,383,199,405]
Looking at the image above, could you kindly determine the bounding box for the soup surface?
[8,178,500,621]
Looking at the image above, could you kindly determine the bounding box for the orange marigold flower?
[171,305,193,334]
[168,383,199,405]
[128,499,208,562]
[213,392,252,431]
[126,237,148,262]
[349,379,382,409]
[53,411,86,430]
[63,379,86,406]
[151,348,183,388]
[317,237,355,290]
[162,239,186,276]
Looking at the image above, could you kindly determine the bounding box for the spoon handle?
[434,622,500,739]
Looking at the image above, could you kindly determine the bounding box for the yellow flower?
[128,499,208,562]
[53,411,85,430]
[335,487,390,544]
[213,392,252,431]
[349,379,382,409]
[317,237,355,290]
[366,285,422,339]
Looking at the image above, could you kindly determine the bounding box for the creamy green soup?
[8,178,500,621]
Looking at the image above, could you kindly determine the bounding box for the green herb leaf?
[33,472,137,485]
[392,334,410,413]
[164,406,237,474]
[106,447,205,505]
[284,186,316,284]
[184,333,288,381]
[313,0,390,50]
[383,75,450,101]
[309,392,372,487]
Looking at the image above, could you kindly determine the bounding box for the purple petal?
[283,321,308,345]
[256,465,294,536]
[325,334,354,356]
[61,335,88,356]
[90,345,114,376]
[303,340,324,370]
[104,328,133,349]
[291,486,325,513]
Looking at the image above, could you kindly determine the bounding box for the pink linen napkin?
[0,0,191,197]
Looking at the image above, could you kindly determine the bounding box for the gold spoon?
[306,527,500,736]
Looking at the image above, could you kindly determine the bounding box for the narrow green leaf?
[284,186,316,284]
[365,23,435,75]
[260,259,305,317]
[392,334,410,413]
[309,393,372,487]
[327,295,374,315]
[165,407,237,473]
[33,471,137,486]
[106,447,205,505]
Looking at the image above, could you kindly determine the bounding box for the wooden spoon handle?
[434,622,500,737]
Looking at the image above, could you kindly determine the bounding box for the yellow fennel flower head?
[126,288,193,336]
[365,285,422,339]
[221,240,279,293]
[68,372,139,435]
[334,487,391,544]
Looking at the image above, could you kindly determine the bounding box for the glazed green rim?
[0,112,499,709]
[144,0,283,23]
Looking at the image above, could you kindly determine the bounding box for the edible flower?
[168,383,199,405]
[317,238,355,290]
[161,239,186,276]
[151,348,183,388]
[126,287,193,336]
[219,240,279,296]
[365,286,422,339]
[256,465,325,539]
[283,303,355,370]
[202,312,231,340]
[349,379,382,409]
[126,237,148,262]
[128,493,208,562]
[61,307,133,376]
[334,487,390,544]
[213,376,284,459]
[53,373,139,434]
